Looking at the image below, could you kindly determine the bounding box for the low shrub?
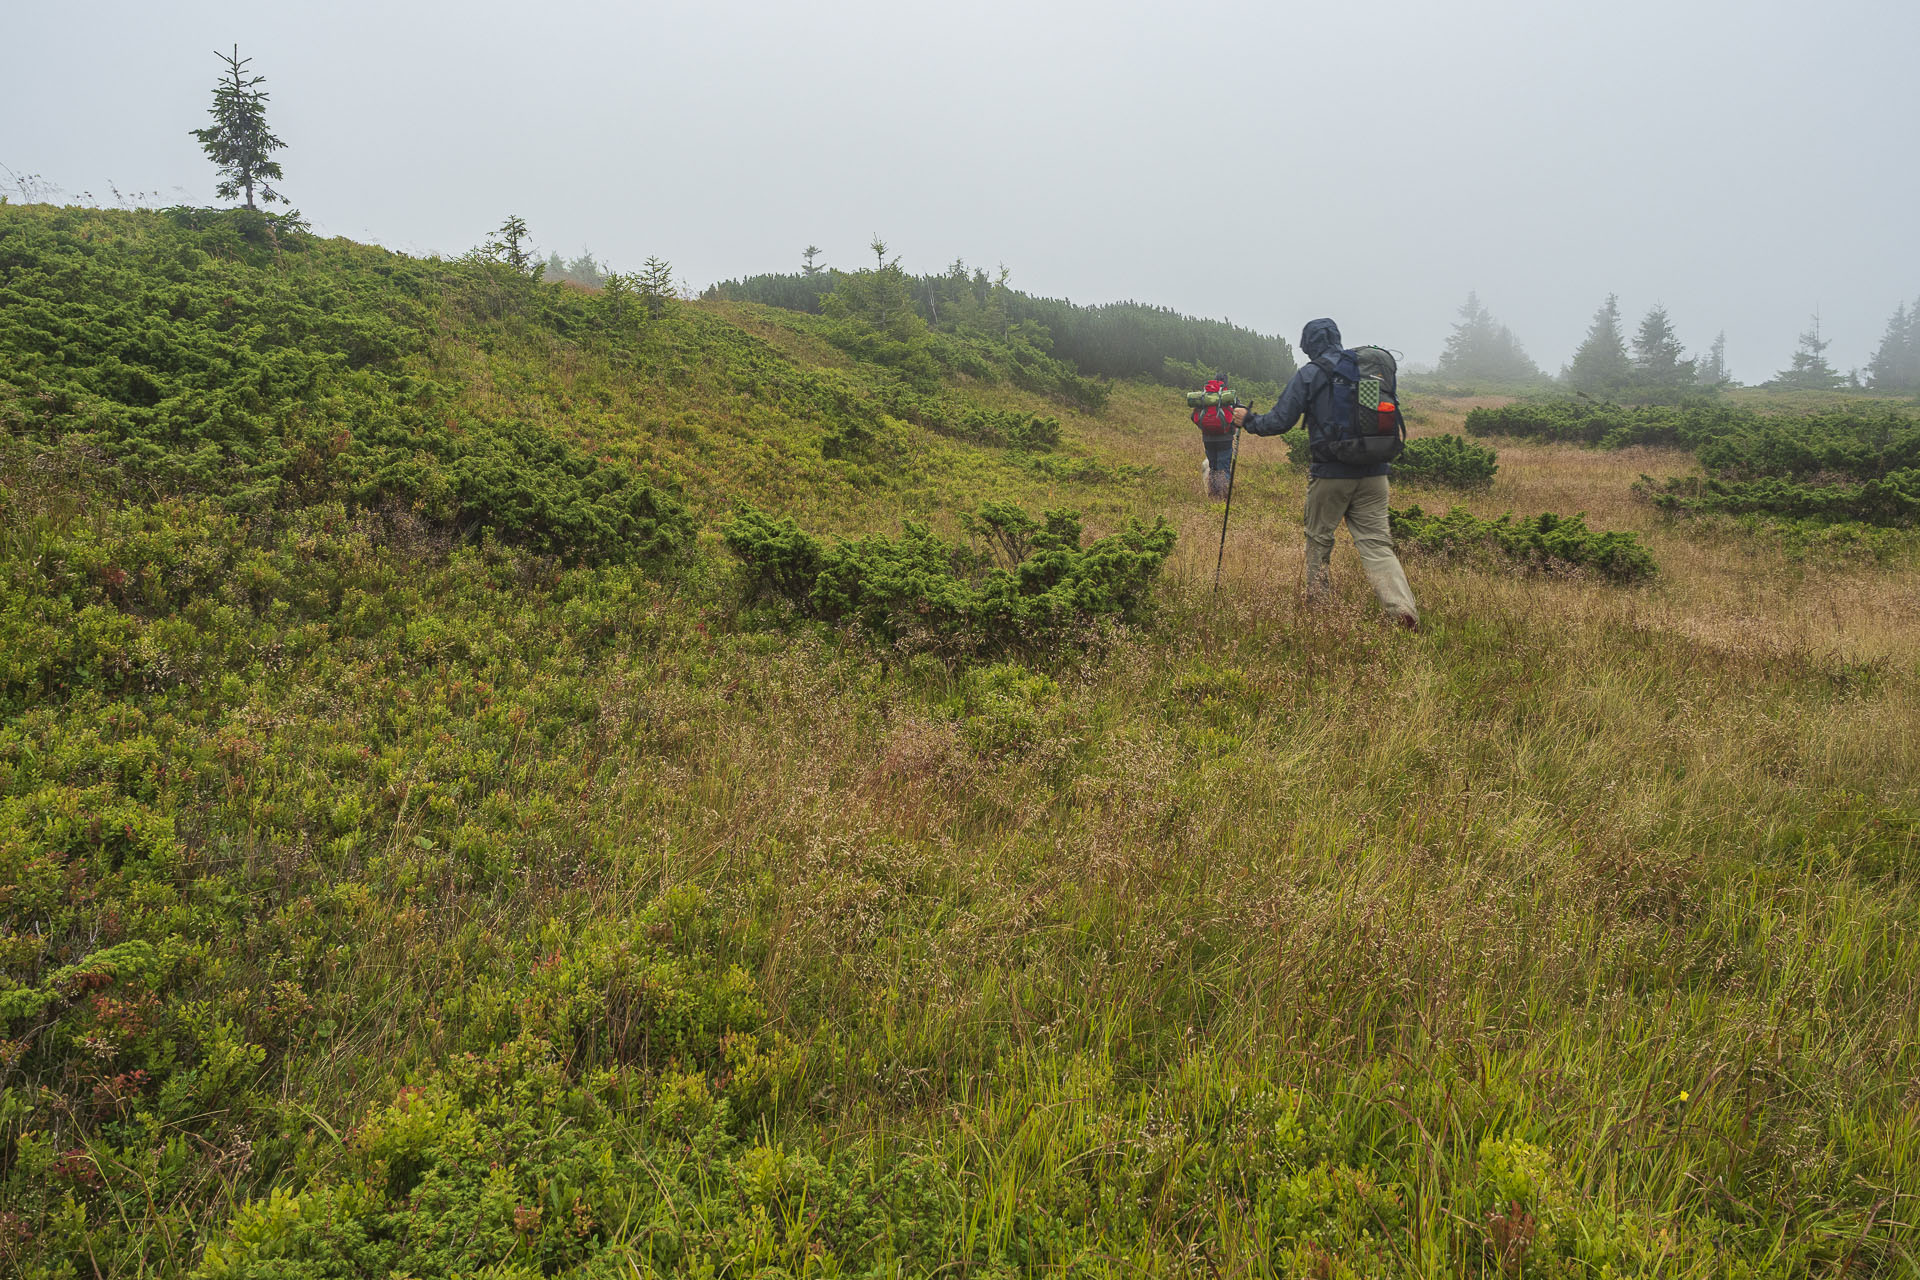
[725,501,1175,654]
[1467,399,1920,481]
[0,205,692,567]
[1394,433,1498,489]
[1465,399,1745,449]
[1390,505,1657,583]
[1469,397,1920,527]
[1636,469,1920,528]
[867,383,1062,452]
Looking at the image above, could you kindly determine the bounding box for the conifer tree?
[1630,304,1694,389]
[485,215,537,274]
[802,245,824,276]
[1566,294,1632,395]
[1696,331,1731,387]
[1437,291,1542,383]
[1771,313,1844,390]
[638,257,675,317]
[190,46,287,210]
[1865,300,1919,394]
[564,250,606,288]
[823,236,922,341]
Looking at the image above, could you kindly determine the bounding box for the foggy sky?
[6,0,1917,383]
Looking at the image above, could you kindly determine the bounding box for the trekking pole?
[1211,425,1241,600]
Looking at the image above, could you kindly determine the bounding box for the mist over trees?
[1866,299,1920,394]
[1630,304,1695,391]
[1770,314,1846,391]
[544,249,609,288]
[1557,297,1742,400]
[706,250,1295,386]
[1697,332,1731,388]
[1435,292,1544,385]
[1566,295,1633,395]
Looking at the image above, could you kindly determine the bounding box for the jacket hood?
[1300,318,1342,360]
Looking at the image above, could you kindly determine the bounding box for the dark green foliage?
[1771,315,1845,391]
[439,418,695,561]
[898,398,1060,451]
[0,205,691,565]
[481,214,538,274]
[1561,296,1711,403]
[1468,400,1920,471]
[1630,304,1696,391]
[1396,433,1498,489]
[725,502,1175,654]
[1390,506,1658,582]
[1287,431,1497,490]
[707,264,1293,386]
[1467,399,1739,448]
[1639,470,1920,527]
[1468,398,1920,526]
[1565,294,1632,396]
[191,46,288,211]
[705,268,838,313]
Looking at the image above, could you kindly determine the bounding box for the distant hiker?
[1233,318,1420,629]
[1188,376,1240,498]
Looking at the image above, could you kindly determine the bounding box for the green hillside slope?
[3,205,1917,1277]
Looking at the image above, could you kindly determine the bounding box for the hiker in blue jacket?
[1233,317,1420,628]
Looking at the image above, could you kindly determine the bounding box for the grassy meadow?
[3,205,1918,1277]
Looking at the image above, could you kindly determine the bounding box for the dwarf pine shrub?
[725,501,1174,654]
[1638,469,1920,527]
[1390,505,1657,582]
[1469,397,1920,527]
[0,206,693,566]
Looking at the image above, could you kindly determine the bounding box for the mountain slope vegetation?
[2,204,1917,1277]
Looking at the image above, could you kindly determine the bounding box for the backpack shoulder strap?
[1311,351,1359,383]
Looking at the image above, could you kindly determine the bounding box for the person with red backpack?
[1190,377,1239,498]
[1233,318,1420,629]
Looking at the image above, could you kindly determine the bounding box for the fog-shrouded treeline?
[703,254,1297,388]
[1426,289,1920,399]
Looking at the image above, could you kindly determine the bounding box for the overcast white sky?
[5,0,1916,381]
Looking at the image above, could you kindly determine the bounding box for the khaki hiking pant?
[1303,474,1419,623]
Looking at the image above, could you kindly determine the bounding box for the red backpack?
[1190,379,1238,436]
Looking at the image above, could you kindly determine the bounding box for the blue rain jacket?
[1243,318,1390,479]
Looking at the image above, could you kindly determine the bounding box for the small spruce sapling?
[485,215,538,275]
[191,46,288,210]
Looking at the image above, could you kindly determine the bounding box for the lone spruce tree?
[1696,331,1731,387]
[1630,304,1694,391]
[1866,300,1919,394]
[191,46,287,209]
[1565,294,1632,396]
[1437,291,1542,384]
[487,215,536,273]
[1772,314,1844,390]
